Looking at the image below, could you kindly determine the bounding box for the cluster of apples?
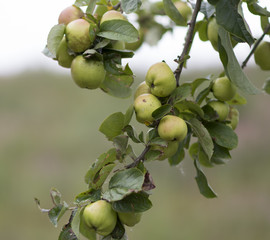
[53,5,138,90]
[80,200,142,238]
[134,62,188,160]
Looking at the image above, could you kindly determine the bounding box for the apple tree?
[37,0,270,239]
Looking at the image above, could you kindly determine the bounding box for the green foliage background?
[0,67,270,240]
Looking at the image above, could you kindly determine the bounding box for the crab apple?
[93,0,120,20]
[174,1,192,26]
[134,81,151,100]
[66,19,93,53]
[145,62,176,97]
[212,76,237,101]
[71,55,106,89]
[58,5,84,25]
[151,140,179,160]
[100,10,127,25]
[254,41,270,71]
[227,107,239,130]
[56,36,75,68]
[158,115,188,142]
[134,93,162,124]
[82,200,117,236]
[207,100,229,121]
[118,212,142,227]
[207,18,219,51]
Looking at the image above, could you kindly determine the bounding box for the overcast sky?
[0,0,269,77]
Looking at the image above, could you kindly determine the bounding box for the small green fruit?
[158,115,188,142]
[151,140,179,160]
[145,62,176,97]
[82,200,117,236]
[174,1,192,26]
[109,40,126,50]
[56,37,75,68]
[207,18,219,51]
[134,93,162,124]
[118,212,142,227]
[207,100,229,121]
[134,81,151,100]
[93,0,119,20]
[125,29,144,51]
[227,107,239,130]
[254,41,270,71]
[100,10,127,25]
[58,5,84,25]
[212,76,237,101]
[71,55,106,89]
[66,19,93,53]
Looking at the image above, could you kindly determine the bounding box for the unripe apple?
[71,55,106,89]
[134,81,151,100]
[58,5,84,25]
[94,0,120,20]
[118,212,142,227]
[80,215,97,240]
[254,41,270,71]
[212,76,237,101]
[82,200,117,236]
[125,29,144,51]
[145,62,176,97]
[56,36,75,68]
[227,107,239,130]
[100,10,127,25]
[207,100,229,121]
[66,19,93,53]
[158,115,188,142]
[151,140,179,160]
[109,40,126,50]
[207,18,219,51]
[134,93,162,124]
[174,1,192,26]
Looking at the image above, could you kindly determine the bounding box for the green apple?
[145,62,176,97]
[100,10,127,25]
[66,19,93,53]
[109,40,125,50]
[82,200,117,236]
[212,76,237,101]
[71,55,106,89]
[174,1,192,26]
[118,212,142,227]
[134,93,162,124]
[125,29,144,51]
[93,0,119,20]
[207,100,229,121]
[80,215,97,240]
[151,140,179,160]
[134,81,151,100]
[227,107,239,130]
[56,36,75,68]
[207,18,219,51]
[158,115,188,142]
[58,5,84,25]
[254,41,270,71]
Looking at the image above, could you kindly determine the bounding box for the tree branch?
[241,23,270,69]
[174,0,202,86]
[125,145,151,169]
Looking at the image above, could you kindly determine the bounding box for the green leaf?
[163,0,185,25]
[103,168,144,201]
[124,104,134,126]
[227,92,247,105]
[207,0,219,5]
[71,209,82,239]
[122,0,142,13]
[198,144,213,167]
[205,122,238,149]
[149,137,168,147]
[216,0,254,45]
[190,77,211,96]
[201,104,219,121]
[169,83,192,103]
[112,192,152,213]
[263,78,270,95]
[47,24,65,57]
[98,20,139,43]
[175,100,204,118]
[111,219,125,239]
[58,222,78,240]
[152,104,172,120]
[86,0,97,14]
[196,86,212,105]
[48,202,69,227]
[113,135,129,155]
[99,112,125,140]
[211,143,231,164]
[218,27,260,95]
[100,73,133,98]
[168,141,185,166]
[123,125,141,143]
[85,149,117,187]
[247,3,270,17]
[42,45,55,59]
[145,149,162,161]
[75,189,102,203]
[194,159,217,198]
[74,0,90,7]
[187,118,214,160]
[50,188,62,205]
[94,39,111,49]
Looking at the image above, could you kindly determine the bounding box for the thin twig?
[241,23,270,69]
[174,0,202,86]
[125,145,151,169]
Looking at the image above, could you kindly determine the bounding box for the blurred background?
[1,0,270,239]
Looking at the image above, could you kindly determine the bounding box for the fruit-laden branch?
[125,145,151,169]
[174,0,202,86]
[241,23,270,69]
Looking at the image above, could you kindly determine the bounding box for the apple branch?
[174,0,202,87]
[125,144,151,169]
[241,23,270,69]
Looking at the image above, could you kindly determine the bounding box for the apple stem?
[241,23,270,69]
[174,0,202,87]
